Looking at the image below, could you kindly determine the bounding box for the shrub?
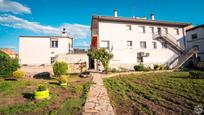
[53,62,68,77]
[58,75,68,84]
[189,71,204,79]
[159,64,166,70]
[0,51,19,77]
[118,67,129,72]
[109,68,118,73]
[37,85,47,91]
[154,64,160,70]
[134,64,146,71]
[12,70,25,78]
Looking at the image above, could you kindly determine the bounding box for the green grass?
[0,75,92,115]
[104,72,204,115]
[0,79,29,96]
[51,82,92,115]
[0,94,58,115]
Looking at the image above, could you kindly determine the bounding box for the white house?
[90,10,197,70]
[19,30,73,65]
[186,24,204,62]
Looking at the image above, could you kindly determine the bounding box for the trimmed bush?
[12,70,25,78]
[58,75,68,84]
[189,71,204,79]
[0,51,19,77]
[134,64,146,71]
[154,64,160,70]
[37,84,47,91]
[53,62,68,77]
[109,68,118,73]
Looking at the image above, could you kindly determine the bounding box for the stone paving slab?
[83,73,115,115]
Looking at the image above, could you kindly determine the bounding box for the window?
[152,42,157,49]
[157,27,161,34]
[164,28,168,34]
[50,39,58,48]
[150,27,154,33]
[139,26,145,33]
[51,57,55,64]
[192,34,198,39]
[162,42,167,48]
[175,28,179,35]
[140,41,146,49]
[126,25,132,30]
[127,41,132,46]
[193,45,199,51]
[101,40,110,49]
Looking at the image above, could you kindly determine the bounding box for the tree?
[0,51,20,77]
[88,48,113,72]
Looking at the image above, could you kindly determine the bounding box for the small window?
[157,27,161,34]
[164,28,168,34]
[175,28,179,35]
[162,42,167,48]
[127,41,132,46]
[152,42,157,49]
[150,27,154,33]
[51,57,55,64]
[126,25,132,30]
[140,41,147,49]
[192,34,198,39]
[139,26,145,33]
[101,40,110,49]
[50,39,58,48]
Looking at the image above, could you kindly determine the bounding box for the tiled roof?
[0,48,17,55]
[92,16,191,27]
[186,24,204,32]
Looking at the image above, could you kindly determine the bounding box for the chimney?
[61,28,68,37]
[113,9,118,17]
[150,13,155,20]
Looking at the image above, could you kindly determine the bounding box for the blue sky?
[0,0,204,51]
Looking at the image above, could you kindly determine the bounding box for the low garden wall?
[21,63,87,77]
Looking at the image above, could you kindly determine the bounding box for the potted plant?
[34,85,49,99]
[58,75,68,86]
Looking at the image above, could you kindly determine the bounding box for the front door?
[89,57,95,69]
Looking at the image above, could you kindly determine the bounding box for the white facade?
[186,25,204,61]
[19,36,73,65]
[91,15,190,70]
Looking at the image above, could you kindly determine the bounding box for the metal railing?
[174,47,198,69]
[153,32,185,52]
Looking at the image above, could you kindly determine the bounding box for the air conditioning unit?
[145,53,150,57]
[138,52,150,57]
[137,52,145,57]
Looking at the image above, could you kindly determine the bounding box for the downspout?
[182,27,186,49]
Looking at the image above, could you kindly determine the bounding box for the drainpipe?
[182,28,186,49]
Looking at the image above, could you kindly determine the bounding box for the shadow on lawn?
[170,75,193,79]
[49,81,59,85]
[22,93,34,100]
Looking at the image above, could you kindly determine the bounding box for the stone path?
[83,73,115,115]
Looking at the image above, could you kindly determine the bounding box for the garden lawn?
[0,75,92,115]
[104,72,204,115]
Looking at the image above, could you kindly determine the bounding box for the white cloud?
[0,14,90,39]
[0,0,31,14]
[0,14,59,34]
[75,41,90,48]
[62,24,90,39]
